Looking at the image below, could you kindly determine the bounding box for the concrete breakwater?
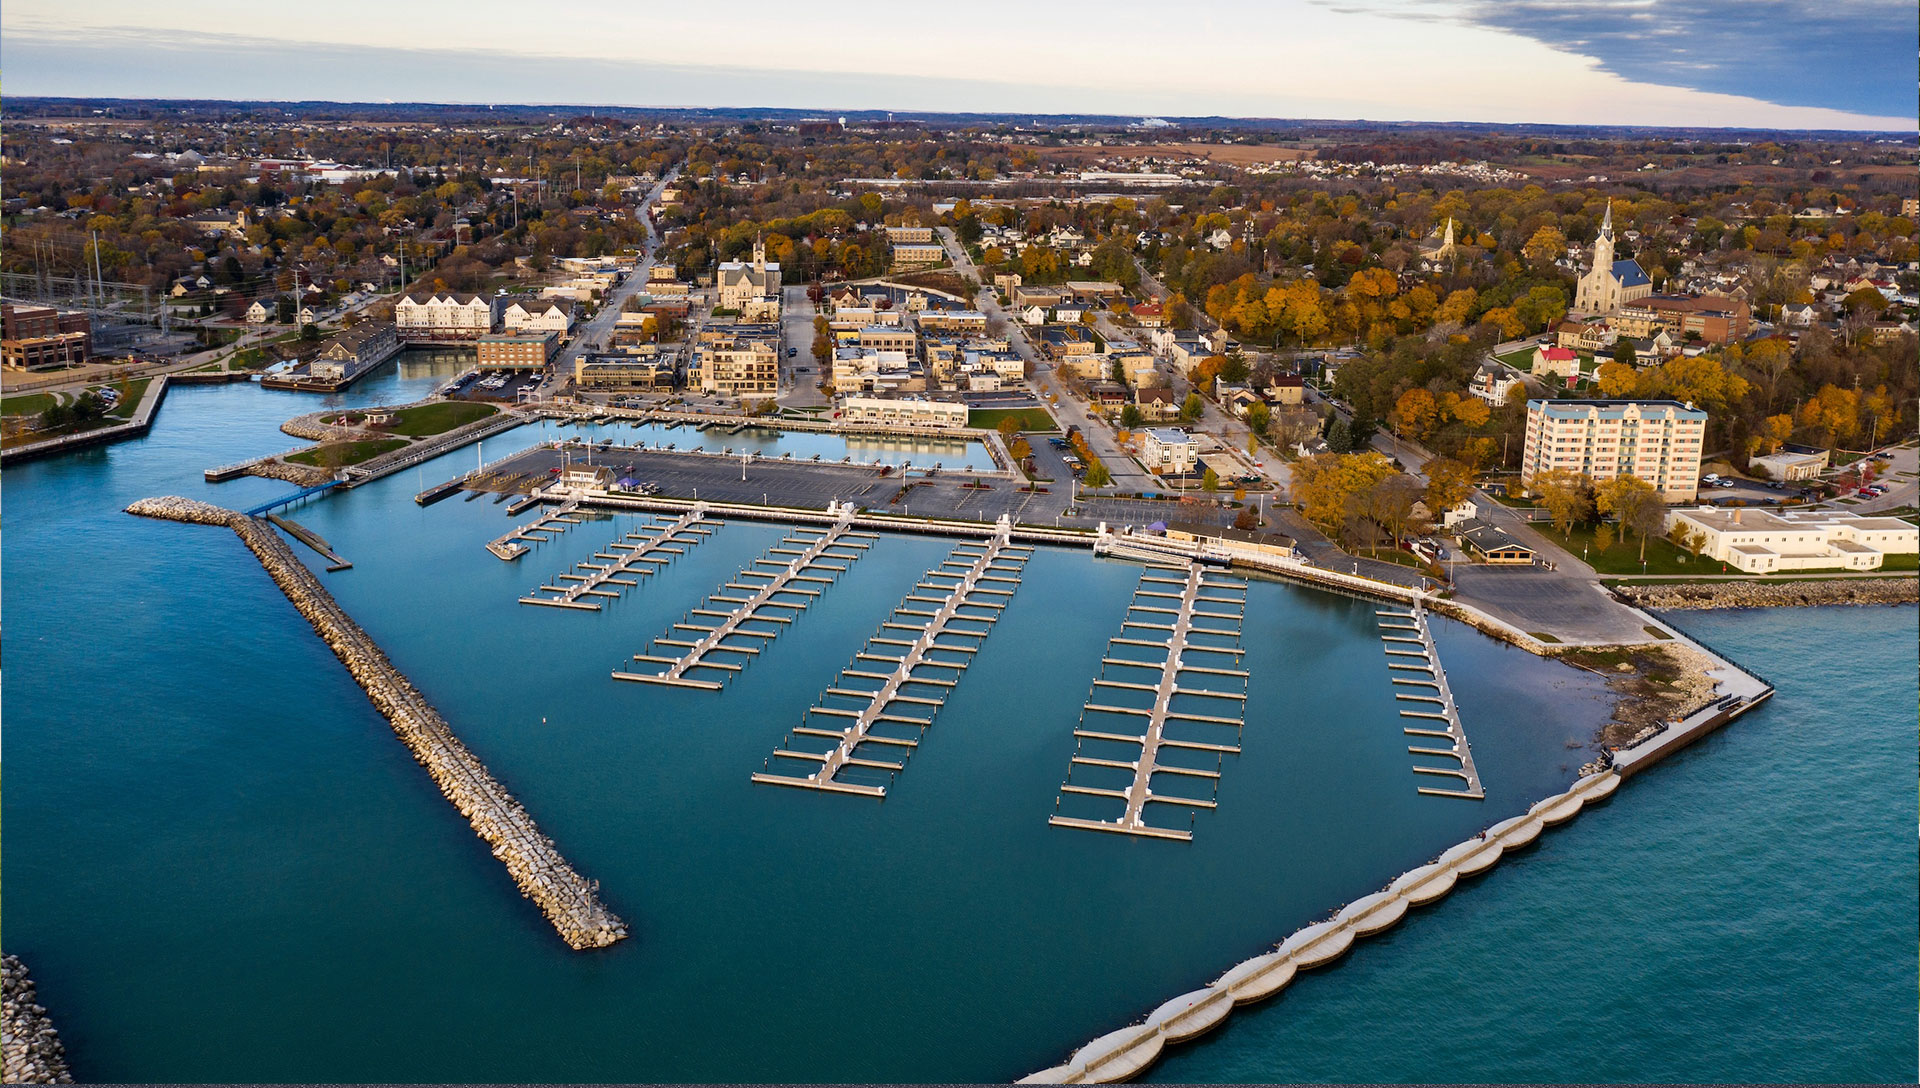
[1612,577,1918,610]
[1020,770,1628,1084]
[124,495,628,951]
[2,954,74,1084]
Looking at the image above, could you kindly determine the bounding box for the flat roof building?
[1522,399,1707,503]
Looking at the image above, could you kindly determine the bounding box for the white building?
[717,238,780,311]
[1668,507,1918,573]
[1141,427,1199,475]
[245,300,271,324]
[498,298,575,335]
[394,292,492,341]
[1521,399,1708,502]
[837,395,967,429]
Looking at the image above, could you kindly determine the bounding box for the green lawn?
[1493,347,1536,369]
[1536,522,1707,576]
[968,406,1058,432]
[382,401,498,437]
[106,379,152,418]
[1,392,59,417]
[285,438,408,467]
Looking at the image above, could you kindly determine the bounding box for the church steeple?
[1592,201,1615,271]
[752,233,766,272]
[1442,218,1455,247]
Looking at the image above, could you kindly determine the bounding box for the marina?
[752,520,1033,796]
[487,499,583,560]
[1375,605,1485,800]
[1049,566,1250,842]
[520,506,718,610]
[613,503,876,689]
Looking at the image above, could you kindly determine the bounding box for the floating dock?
[1376,605,1484,799]
[487,498,581,560]
[1049,565,1250,842]
[613,501,874,690]
[520,505,718,610]
[753,517,1032,797]
[267,513,352,571]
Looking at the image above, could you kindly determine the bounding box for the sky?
[3,0,1913,131]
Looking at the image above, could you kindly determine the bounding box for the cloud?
[1325,0,1917,118]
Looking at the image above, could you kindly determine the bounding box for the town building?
[1667,507,1918,573]
[475,331,557,371]
[1614,293,1751,344]
[497,297,575,335]
[883,225,935,244]
[692,328,779,396]
[574,351,677,391]
[1747,445,1830,482]
[395,292,493,341]
[717,238,780,311]
[1468,362,1524,407]
[1521,399,1708,502]
[1573,203,1652,315]
[836,395,967,429]
[889,243,945,270]
[1140,427,1199,475]
[1454,518,1536,564]
[0,305,90,371]
[1532,345,1582,379]
[917,310,989,335]
[306,321,399,381]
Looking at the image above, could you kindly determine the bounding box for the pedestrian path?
[520,506,716,610]
[1049,565,1250,842]
[1376,604,1484,799]
[753,518,1031,796]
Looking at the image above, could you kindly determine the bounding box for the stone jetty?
[1612,576,1917,610]
[125,496,628,950]
[2,955,73,1084]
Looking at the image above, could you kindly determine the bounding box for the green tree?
[1180,392,1204,422]
[1201,467,1220,493]
[1532,468,1594,535]
[1084,460,1111,487]
[1119,403,1144,429]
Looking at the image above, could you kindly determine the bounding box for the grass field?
[969,406,1057,432]
[1,392,59,417]
[286,438,408,467]
[382,401,497,437]
[105,379,151,418]
[1536,522,1706,576]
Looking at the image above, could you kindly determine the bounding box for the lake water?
[2,369,1912,1082]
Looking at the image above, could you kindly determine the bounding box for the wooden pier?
[613,502,874,690]
[487,497,581,560]
[1049,565,1250,842]
[752,517,1032,797]
[1376,605,1484,799]
[520,506,717,610]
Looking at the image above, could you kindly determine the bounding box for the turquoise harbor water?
[3,364,1915,1082]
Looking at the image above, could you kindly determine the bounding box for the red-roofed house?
[1532,344,1581,380]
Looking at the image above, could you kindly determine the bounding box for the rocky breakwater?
[125,496,629,950]
[3,955,73,1084]
[1613,577,1918,610]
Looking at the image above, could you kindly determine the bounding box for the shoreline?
[2,954,73,1084]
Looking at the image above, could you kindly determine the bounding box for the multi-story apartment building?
[883,225,935,244]
[496,297,575,335]
[307,321,399,381]
[394,292,492,341]
[1521,399,1707,502]
[693,331,779,396]
[475,331,557,370]
[889,243,946,269]
[916,309,989,335]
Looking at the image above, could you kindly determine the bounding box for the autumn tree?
[1531,468,1594,535]
[1596,474,1664,560]
[1390,387,1439,441]
[1423,456,1476,516]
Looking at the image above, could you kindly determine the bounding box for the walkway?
[1050,565,1250,842]
[752,519,1031,796]
[520,506,716,610]
[1376,604,1484,799]
[614,502,873,689]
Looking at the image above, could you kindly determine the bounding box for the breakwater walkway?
[1050,565,1250,842]
[1376,605,1484,800]
[614,502,875,690]
[521,506,717,610]
[2,954,73,1084]
[124,495,628,951]
[753,519,1032,797]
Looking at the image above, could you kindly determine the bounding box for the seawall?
[1611,577,1918,610]
[0,376,170,466]
[125,496,628,951]
[2,954,73,1084]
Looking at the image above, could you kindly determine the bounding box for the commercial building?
[475,331,558,370]
[395,292,493,341]
[307,321,399,381]
[1454,518,1536,564]
[1747,446,1829,481]
[1521,399,1708,502]
[1614,293,1751,344]
[575,351,677,391]
[837,395,967,429]
[1,305,90,371]
[1667,507,1918,573]
[1140,428,1199,475]
[917,310,989,335]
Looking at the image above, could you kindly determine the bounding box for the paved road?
[536,167,680,400]
[777,285,829,409]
